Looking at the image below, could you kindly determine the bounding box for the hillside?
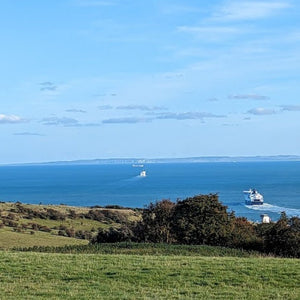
[1,202,299,299]
[0,202,140,249]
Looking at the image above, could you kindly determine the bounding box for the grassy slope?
[0,227,88,249]
[0,251,299,299]
[0,202,140,249]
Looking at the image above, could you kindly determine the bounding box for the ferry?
[243,189,263,205]
[139,170,146,177]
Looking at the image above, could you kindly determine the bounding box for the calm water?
[0,162,300,222]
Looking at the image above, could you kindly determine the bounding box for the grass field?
[1,202,299,299]
[15,242,263,257]
[0,251,299,299]
[0,202,140,249]
[0,227,88,249]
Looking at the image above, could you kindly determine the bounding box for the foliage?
[171,194,231,245]
[136,199,175,243]
[91,226,134,243]
[262,213,300,257]
[228,217,263,251]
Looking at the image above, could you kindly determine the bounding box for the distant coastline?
[5,155,300,166]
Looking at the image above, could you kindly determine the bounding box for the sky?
[0,0,300,164]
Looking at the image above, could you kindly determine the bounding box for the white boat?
[139,170,146,177]
[243,188,263,205]
[132,164,144,168]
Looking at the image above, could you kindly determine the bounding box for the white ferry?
[139,170,146,177]
[243,189,263,205]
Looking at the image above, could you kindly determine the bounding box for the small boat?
[243,188,263,205]
[139,170,146,177]
[132,164,144,168]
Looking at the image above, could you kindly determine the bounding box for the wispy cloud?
[14,132,45,136]
[68,122,102,127]
[116,105,167,111]
[39,81,57,91]
[229,94,269,100]
[0,114,26,124]
[102,117,152,124]
[247,107,277,115]
[40,117,79,126]
[213,1,291,21]
[280,105,300,111]
[177,25,241,41]
[98,105,114,110]
[155,112,226,120]
[65,109,87,113]
[178,26,239,35]
[40,117,101,127]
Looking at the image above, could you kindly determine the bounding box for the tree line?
[91,194,300,258]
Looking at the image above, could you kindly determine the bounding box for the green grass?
[15,242,264,257]
[0,202,141,249]
[0,251,299,299]
[0,227,88,249]
[19,217,110,231]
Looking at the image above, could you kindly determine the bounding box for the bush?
[262,213,300,257]
[172,194,231,246]
[135,199,175,243]
[91,225,134,244]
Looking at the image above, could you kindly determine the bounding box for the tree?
[171,194,231,245]
[91,225,134,243]
[263,214,300,257]
[136,199,175,243]
[229,217,262,251]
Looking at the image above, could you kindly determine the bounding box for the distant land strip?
[4,155,300,166]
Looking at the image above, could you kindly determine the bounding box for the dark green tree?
[229,217,262,251]
[91,225,134,243]
[263,213,300,257]
[171,194,232,245]
[137,199,175,243]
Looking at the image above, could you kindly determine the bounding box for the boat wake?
[245,203,300,217]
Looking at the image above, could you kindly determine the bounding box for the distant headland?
[7,155,300,166]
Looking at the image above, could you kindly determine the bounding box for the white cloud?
[102,117,152,124]
[155,112,226,120]
[177,26,241,41]
[213,1,291,21]
[14,132,45,136]
[0,114,26,124]
[247,107,277,115]
[40,117,79,126]
[65,109,87,113]
[229,94,269,100]
[116,105,167,111]
[178,26,239,35]
[280,105,300,111]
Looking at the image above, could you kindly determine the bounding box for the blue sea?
[0,162,300,222]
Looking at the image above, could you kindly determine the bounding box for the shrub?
[136,199,175,243]
[91,225,134,243]
[172,194,231,246]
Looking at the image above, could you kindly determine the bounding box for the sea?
[0,161,300,222]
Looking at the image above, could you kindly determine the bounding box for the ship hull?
[245,201,263,205]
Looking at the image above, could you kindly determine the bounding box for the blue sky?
[1,0,300,163]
